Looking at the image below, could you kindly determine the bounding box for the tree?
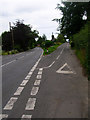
[56,34,65,43]
[2,31,12,51]
[55,2,88,37]
[42,34,47,41]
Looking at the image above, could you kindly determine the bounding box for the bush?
[45,40,54,48]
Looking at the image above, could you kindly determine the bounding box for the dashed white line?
[34,80,41,86]
[38,71,42,75]
[28,71,33,75]
[20,80,28,86]
[31,87,39,96]
[18,56,24,59]
[56,55,60,60]
[25,75,31,80]
[21,115,32,119]
[1,60,16,67]
[0,114,8,119]
[25,98,36,110]
[39,68,43,71]
[4,97,18,110]
[14,87,24,95]
[36,75,42,79]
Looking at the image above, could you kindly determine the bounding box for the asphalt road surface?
[1,43,88,119]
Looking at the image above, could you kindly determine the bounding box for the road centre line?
[39,68,43,71]
[28,71,33,75]
[31,87,39,96]
[18,56,24,59]
[36,75,42,79]
[0,114,8,119]
[25,98,36,110]
[25,75,31,80]
[56,55,60,60]
[20,80,29,86]
[38,71,42,75]
[21,115,32,119]
[3,50,43,115]
[14,87,24,96]
[34,80,41,86]
[4,97,18,110]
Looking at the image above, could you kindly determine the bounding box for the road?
[1,43,88,119]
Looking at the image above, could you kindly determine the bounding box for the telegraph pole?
[9,22,14,50]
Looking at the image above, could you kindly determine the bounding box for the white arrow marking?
[56,63,76,74]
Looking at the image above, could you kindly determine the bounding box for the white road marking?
[1,60,16,67]
[56,63,76,74]
[38,71,42,75]
[49,61,55,68]
[18,56,24,59]
[31,87,39,96]
[28,71,33,75]
[31,68,35,72]
[22,115,32,119]
[20,80,28,86]
[56,55,60,60]
[39,68,43,71]
[34,80,41,86]
[25,75,31,80]
[36,75,42,79]
[0,114,8,119]
[14,87,24,95]
[4,97,18,110]
[25,98,36,110]
[42,47,64,69]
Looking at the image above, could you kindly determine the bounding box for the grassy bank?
[43,43,62,55]
[70,23,88,78]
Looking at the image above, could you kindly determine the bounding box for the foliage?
[71,23,88,75]
[43,43,62,55]
[45,40,54,48]
[37,34,47,48]
[2,20,39,52]
[56,2,88,37]
[56,34,65,43]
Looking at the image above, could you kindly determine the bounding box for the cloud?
[0,0,61,39]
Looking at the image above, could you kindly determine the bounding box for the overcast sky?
[0,0,62,39]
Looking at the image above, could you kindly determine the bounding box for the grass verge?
[43,43,62,55]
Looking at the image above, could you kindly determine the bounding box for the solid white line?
[4,97,18,110]
[36,75,42,79]
[21,115,32,119]
[25,98,36,110]
[31,87,39,96]
[34,80,41,86]
[20,80,28,86]
[14,87,24,95]
[0,114,8,119]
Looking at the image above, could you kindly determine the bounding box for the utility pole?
[9,22,14,50]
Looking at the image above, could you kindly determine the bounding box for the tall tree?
[55,2,88,37]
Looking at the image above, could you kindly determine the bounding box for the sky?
[0,0,62,40]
